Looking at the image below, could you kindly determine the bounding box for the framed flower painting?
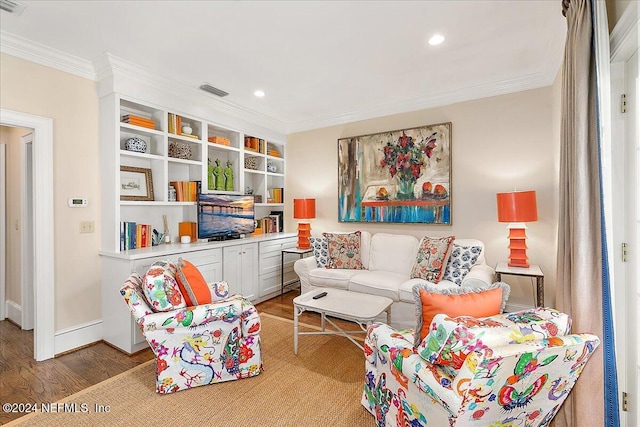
[338,122,452,225]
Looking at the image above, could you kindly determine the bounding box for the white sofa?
[293,231,495,329]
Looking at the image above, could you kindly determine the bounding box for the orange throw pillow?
[175,258,211,306]
[416,286,504,344]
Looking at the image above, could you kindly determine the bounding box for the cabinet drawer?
[184,248,222,266]
[259,269,298,297]
[259,251,301,275]
[259,237,297,255]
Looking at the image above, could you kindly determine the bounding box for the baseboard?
[504,302,535,313]
[54,320,103,355]
[6,300,22,326]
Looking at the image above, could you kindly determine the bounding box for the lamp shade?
[293,198,316,220]
[496,191,538,223]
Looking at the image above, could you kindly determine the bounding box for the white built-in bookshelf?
[99,95,286,253]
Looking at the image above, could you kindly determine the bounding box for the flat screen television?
[197,194,255,240]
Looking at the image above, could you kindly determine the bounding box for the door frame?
[0,109,54,361]
[609,2,638,424]
[0,143,6,322]
[20,133,34,331]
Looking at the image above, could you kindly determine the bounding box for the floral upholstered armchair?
[362,307,600,427]
[120,268,262,394]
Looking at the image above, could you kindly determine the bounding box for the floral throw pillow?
[309,236,328,268]
[323,231,364,269]
[143,260,186,312]
[410,236,455,283]
[441,244,482,286]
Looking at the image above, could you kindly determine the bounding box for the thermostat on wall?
[68,197,88,208]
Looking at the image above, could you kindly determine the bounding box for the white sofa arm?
[294,256,318,291]
[461,263,495,287]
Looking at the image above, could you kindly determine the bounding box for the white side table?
[495,263,545,307]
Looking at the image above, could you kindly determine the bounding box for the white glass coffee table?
[293,288,393,354]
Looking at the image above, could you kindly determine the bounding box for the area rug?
[6,313,372,427]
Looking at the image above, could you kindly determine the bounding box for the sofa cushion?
[441,243,482,286]
[368,233,419,275]
[348,270,407,300]
[143,260,186,312]
[410,236,455,283]
[309,236,328,268]
[308,268,360,289]
[418,307,571,370]
[323,231,365,269]
[412,282,510,345]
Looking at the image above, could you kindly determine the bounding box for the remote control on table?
[312,292,328,299]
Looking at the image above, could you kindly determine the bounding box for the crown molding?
[2,30,565,136]
[94,53,288,136]
[0,31,96,81]
[285,69,556,134]
[610,1,638,63]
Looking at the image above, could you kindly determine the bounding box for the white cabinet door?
[223,245,243,296]
[240,243,259,300]
[223,243,258,300]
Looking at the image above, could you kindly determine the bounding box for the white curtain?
[555,0,618,426]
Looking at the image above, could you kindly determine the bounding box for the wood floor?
[0,290,360,424]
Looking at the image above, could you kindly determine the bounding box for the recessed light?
[254,90,265,97]
[428,34,445,46]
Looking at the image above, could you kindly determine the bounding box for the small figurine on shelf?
[213,159,224,191]
[208,159,214,191]
[224,160,234,191]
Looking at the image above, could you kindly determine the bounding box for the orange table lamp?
[496,190,538,268]
[293,198,316,250]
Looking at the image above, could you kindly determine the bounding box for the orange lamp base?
[297,222,311,250]
[507,226,529,268]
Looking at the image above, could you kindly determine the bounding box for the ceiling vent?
[0,0,26,15]
[199,84,229,98]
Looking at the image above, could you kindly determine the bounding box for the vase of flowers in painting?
[380,131,437,200]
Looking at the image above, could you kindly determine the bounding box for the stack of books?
[270,187,284,203]
[169,181,201,202]
[261,214,280,234]
[120,222,153,250]
[244,136,265,153]
[209,136,230,146]
[267,143,281,157]
[122,114,155,129]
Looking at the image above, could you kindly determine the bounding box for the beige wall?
[0,126,29,305]
[606,0,632,31]
[0,54,101,331]
[286,84,561,309]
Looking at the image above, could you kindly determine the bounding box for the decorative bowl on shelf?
[168,141,192,159]
[124,137,147,153]
[244,157,258,170]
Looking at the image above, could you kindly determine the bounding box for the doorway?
[0,109,54,361]
[609,7,638,425]
[0,128,35,331]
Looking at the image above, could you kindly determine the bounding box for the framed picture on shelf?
[338,122,452,225]
[120,166,154,201]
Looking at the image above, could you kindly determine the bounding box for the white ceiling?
[0,1,566,133]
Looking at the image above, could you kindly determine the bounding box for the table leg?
[281,251,285,297]
[293,304,299,355]
[536,276,544,307]
[386,307,391,325]
[321,312,326,331]
[496,272,502,282]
